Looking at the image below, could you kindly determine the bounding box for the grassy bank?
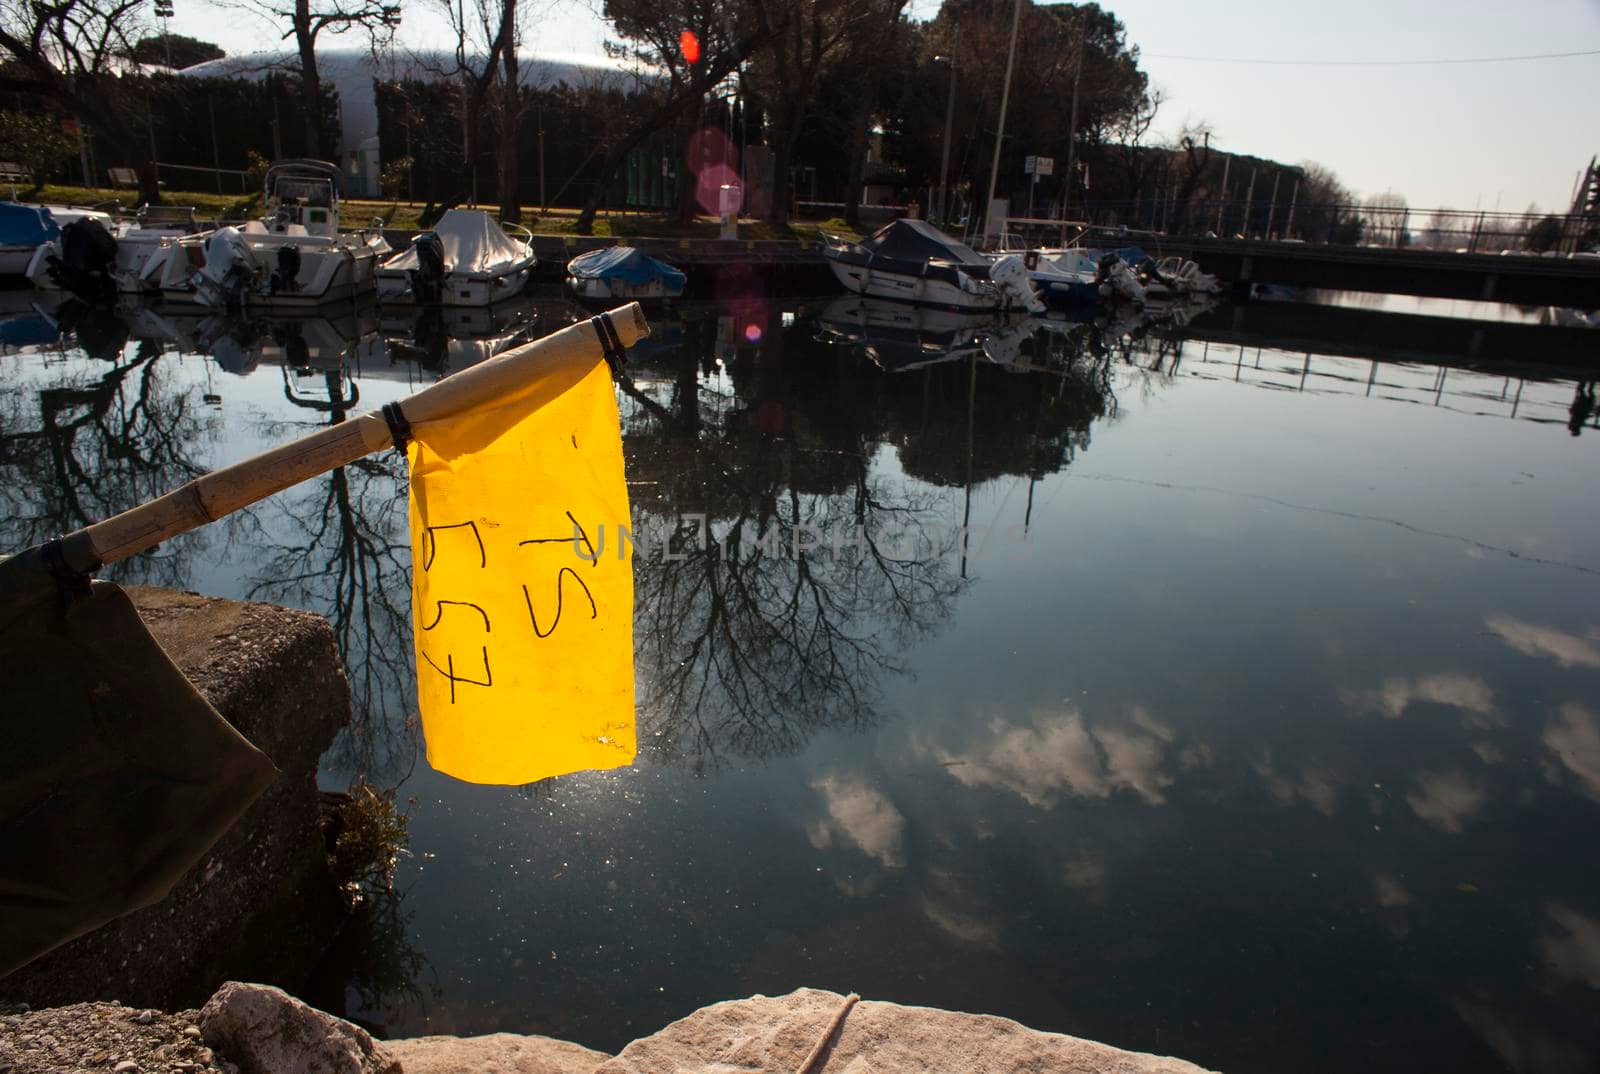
[11,182,861,242]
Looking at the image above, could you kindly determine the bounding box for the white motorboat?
[1137,256,1224,300]
[823,218,1042,313]
[377,210,535,306]
[26,204,208,299]
[139,159,388,308]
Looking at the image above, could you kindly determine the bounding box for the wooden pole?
[69,305,650,569]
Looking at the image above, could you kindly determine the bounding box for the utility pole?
[1283,178,1300,239]
[538,102,547,213]
[983,0,1024,246]
[935,27,959,226]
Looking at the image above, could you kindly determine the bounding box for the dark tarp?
[0,548,278,978]
[860,219,989,267]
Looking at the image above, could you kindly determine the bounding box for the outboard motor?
[407,230,446,304]
[1094,252,1145,306]
[1136,257,1180,293]
[46,218,119,304]
[270,244,303,294]
[988,254,1046,314]
[192,227,258,311]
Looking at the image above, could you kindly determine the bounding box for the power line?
[1146,47,1600,67]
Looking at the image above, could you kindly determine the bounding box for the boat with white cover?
[139,159,388,309]
[376,209,535,306]
[823,219,1042,313]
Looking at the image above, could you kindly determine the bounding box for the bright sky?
[179,0,1600,213]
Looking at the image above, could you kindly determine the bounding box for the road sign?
[1024,155,1036,174]
[1031,156,1054,176]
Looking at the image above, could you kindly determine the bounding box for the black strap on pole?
[381,401,413,455]
[590,313,627,378]
[41,538,96,598]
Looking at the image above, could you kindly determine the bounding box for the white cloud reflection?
[936,708,1175,807]
[1343,672,1497,726]
[1405,769,1487,833]
[1486,616,1600,669]
[1538,903,1600,990]
[809,774,907,869]
[1542,703,1600,802]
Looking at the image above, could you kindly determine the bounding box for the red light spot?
[680,30,701,65]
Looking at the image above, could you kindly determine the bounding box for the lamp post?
[934,28,959,227]
[982,0,1023,246]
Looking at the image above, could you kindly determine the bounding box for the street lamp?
[933,28,959,227]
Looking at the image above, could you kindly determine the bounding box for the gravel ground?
[0,1001,235,1074]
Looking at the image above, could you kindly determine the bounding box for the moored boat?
[565,246,686,302]
[26,204,208,301]
[139,159,388,309]
[823,218,1042,313]
[376,210,535,306]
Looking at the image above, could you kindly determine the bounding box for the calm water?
[3,285,1598,1073]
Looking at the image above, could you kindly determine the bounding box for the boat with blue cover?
[566,246,687,301]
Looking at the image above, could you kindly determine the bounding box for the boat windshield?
[273,178,333,208]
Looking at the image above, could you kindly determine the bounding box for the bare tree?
[236,0,401,157]
[1362,190,1409,247]
[0,0,159,199]
[576,0,772,233]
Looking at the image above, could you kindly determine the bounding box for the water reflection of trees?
[246,370,416,782]
[0,344,217,587]
[617,305,1120,770]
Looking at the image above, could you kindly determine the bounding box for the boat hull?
[826,257,1001,311]
[376,261,534,307]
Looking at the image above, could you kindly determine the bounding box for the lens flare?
[679,30,701,65]
[743,323,763,343]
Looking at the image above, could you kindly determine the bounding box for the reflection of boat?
[818,295,1002,372]
[380,297,543,376]
[139,160,388,308]
[565,246,687,301]
[120,300,383,373]
[0,286,69,349]
[823,219,1042,312]
[376,210,535,306]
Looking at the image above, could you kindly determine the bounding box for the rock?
[183,1025,203,1039]
[114,1062,139,1073]
[594,988,1219,1074]
[134,1009,155,1024]
[385,1032,609,1074]
[199,982,399,1074]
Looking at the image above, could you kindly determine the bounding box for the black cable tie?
[41,538,95,599]
[381,401,413,455]
[591,313,627,377]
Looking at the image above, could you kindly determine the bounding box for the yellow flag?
[406,354,634,785]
